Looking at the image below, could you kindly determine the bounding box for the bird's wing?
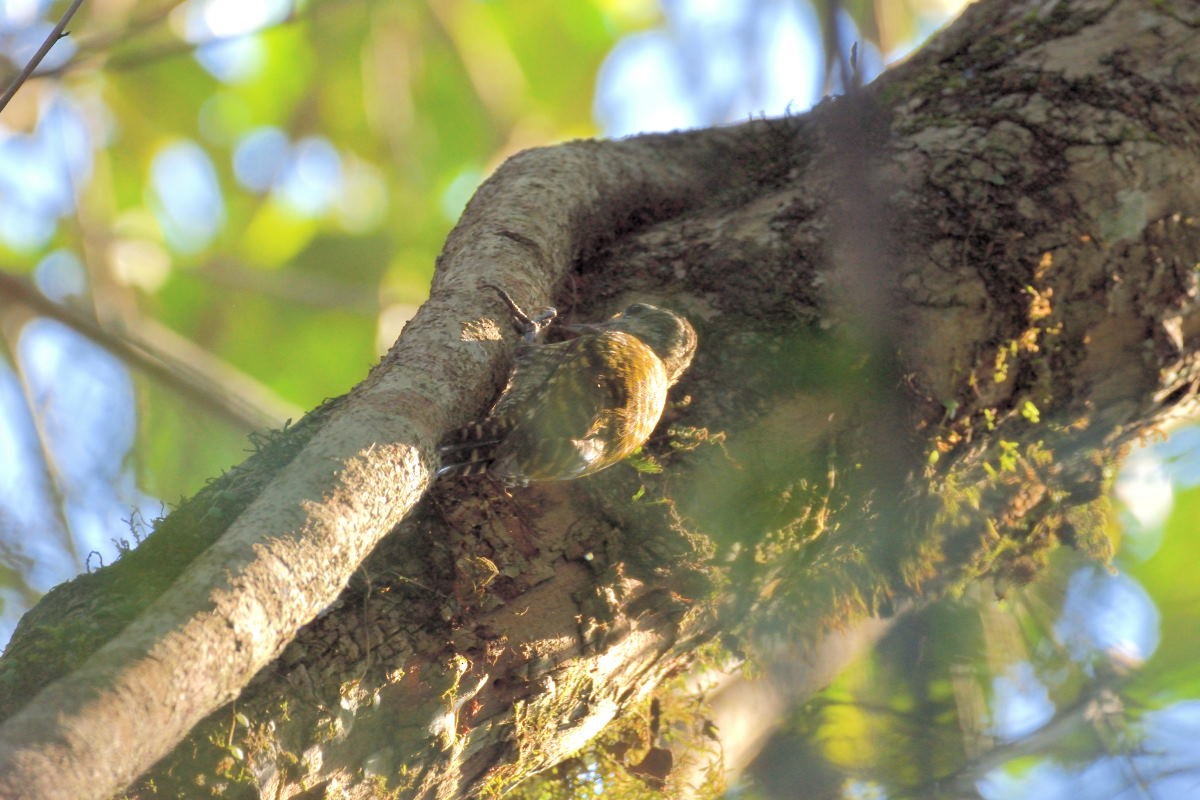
[495,333,658,481]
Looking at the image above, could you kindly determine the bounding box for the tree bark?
[1,0,1198,797]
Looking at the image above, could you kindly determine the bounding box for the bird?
[437,286,697,486]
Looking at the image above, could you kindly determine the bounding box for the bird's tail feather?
[436,419,508,478]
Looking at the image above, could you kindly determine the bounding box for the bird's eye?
[625,304,650,315]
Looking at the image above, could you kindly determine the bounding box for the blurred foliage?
[0,0,661,617]
[1,0,649,502]
[1127,482,1200,700]
[724,476,1200,800]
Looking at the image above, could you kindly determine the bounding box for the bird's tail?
[436,419,508,478]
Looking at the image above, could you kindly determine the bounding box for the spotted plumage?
[438,289,697,486]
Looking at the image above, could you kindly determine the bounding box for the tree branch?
[3,0,1200,796]
[0,125,763,800]
[0,271,298,431]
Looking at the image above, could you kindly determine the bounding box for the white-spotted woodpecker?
[437,285,697,486]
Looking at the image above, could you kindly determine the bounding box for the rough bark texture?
[1,0,1198,797]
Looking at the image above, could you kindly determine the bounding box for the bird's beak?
[560,322,603,336]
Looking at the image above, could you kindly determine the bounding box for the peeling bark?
[1,0,1199,797]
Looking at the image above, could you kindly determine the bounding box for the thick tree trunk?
[1,0,1198,797]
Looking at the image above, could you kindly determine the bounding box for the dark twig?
[0,0,86,115]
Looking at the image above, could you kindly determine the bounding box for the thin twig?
[32,0,318,80]
[0,324,77,568]
[0,0,86,115]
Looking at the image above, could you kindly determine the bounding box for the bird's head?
[573,303,697,384]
